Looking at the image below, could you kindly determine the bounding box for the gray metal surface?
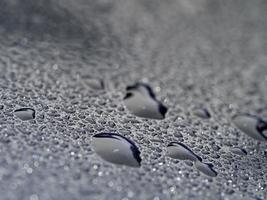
[0,0,267,199]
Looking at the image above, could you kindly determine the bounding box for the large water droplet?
[166,142,201,161]
[92,133,141,167]
[232,114,267,141]
[194,160,218,177]
[123,83,167,119]
[14,108,35,121]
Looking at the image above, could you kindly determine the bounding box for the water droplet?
[84,78,104,90]
[123,83,167,119]
[232,114,267,141]
[193,108,211,119]
[230,147,247,156]
[166,142,218,177]
[14,108,35,121]
[166,142,201,161]
[194,160,218,177]
[92,133,141,167]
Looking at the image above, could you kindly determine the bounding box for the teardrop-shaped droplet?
[230,147,247,156]
[166,142,201,161]
[14,108,35,121]
[232,114,267,141]
[124,83,167,119]
[84,78,104,90]
[193,108,211,119]
[194,160,218,177]
[92,133,141,167]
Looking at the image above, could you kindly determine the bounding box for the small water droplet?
[230,147,247,156]
[92,133,141,167]
[166,142,218,177]
[123,83,167,119]
[84,78,104,90]
[166,142,201,161]
[193,108,211,119]
[14,108,35,121]
[232,114,267,141]
[194,160,218,177]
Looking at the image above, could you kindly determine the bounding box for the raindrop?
[230,147,247,156]
[123,83,167,119]
[166,142,218,177]
[193,108,211,119]
[14,108,35,121]
[92,133,141,167]
[194,160,218,177]
[84,78,104,90]
[166,142,201,161]
[232,114,267,141]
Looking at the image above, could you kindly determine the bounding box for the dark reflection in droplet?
[92,133,141,167]
[194,160,218,177]
[257,119,267,138]
[123,83,167,119]
[166,142,201,161]
[14,108,35,121]
[123,92,133,100]
[232,114,267,141]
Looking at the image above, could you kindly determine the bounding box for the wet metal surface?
[0,0,267,200]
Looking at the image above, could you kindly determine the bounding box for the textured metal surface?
[0,0,267,200]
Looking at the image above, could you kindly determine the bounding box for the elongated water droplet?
[92,133,141,167]
[84,78,104,90]
[14,108,35,121]
[232,114,267,141]
[194,160,217,177]
[193,108,211,119]
[123,83,167,119]
[230,147,247,156]
[166,142,201,161]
